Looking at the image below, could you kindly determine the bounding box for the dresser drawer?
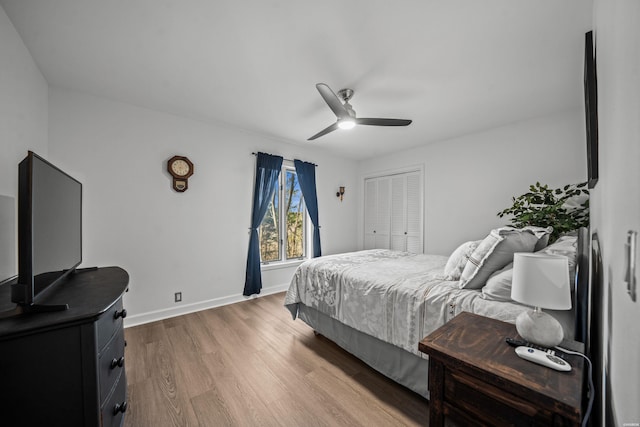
[101,372,127,427]
[96,297,125,351]
[99,327,126,403]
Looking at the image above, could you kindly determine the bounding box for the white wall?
[357,110,587,255]
[0,6,48,280]
[592,0,640,424]
[48,88,358,326]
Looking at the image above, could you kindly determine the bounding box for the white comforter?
[284,249,554,356]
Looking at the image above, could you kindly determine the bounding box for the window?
[259,165,307,264]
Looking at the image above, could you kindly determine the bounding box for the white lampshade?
[511,253,571,310]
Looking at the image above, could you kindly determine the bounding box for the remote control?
[505,337,566,359]
[515,346,571,372]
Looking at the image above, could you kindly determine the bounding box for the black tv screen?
[12,152,82,308]
[584,30,598,189]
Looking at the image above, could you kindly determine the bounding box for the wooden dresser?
[419,312,584,427]
[0,267,129,427]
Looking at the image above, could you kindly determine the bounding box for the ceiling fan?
[308,83,412,141]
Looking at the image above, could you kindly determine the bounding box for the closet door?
[364,170,423,253]
[363,179,378,249]
[390,175,407,251]
[363,177,391,249]
[404,172,422,253]
[390,171,422,253]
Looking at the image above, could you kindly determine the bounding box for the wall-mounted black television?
[11,151,82,312]
[584,30,599,189]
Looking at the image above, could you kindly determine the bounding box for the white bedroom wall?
[592,0,640,424]
[0,6,48,280]
[48,88,358,326]
[357,110,587,255]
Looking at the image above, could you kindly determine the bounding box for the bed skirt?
[297,304,430,399]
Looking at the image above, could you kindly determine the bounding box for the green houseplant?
[497,182,589,243]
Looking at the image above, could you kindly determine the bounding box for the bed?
[284,226,589,398]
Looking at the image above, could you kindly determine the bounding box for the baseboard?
[123,283,289,328]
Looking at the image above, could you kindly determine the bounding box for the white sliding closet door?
[390,171,422,252]
[364,169,423,253]
[364,177,391,249]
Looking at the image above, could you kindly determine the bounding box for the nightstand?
[419,312,584,427]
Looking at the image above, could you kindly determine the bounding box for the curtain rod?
[251,152,317,167]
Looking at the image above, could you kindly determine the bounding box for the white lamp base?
[515,308,564,347]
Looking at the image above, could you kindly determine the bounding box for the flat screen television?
[11,151,82,311]
[584,30,599,189]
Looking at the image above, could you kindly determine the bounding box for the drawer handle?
[114,309,127,320]
[110,357,125,369]
[113,401,128,415]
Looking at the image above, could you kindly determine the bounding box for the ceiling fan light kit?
[308,83,412,140]
[338,119,356,130]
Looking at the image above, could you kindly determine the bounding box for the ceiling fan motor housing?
[337,89,356,117]
[337,88,354,102]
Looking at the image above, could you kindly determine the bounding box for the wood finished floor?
[124,292,429,426]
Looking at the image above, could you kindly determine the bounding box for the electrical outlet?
[174,292,182,303]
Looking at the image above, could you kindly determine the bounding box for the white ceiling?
[1,0,593,160]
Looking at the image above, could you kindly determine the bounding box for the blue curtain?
[294,159,322,258]
[243,152,283,296]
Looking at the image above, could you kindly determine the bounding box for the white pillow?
[522,226,553,251]
[482,262,513,302]
[443,240,480,280]
[459,227,539,289]
[481,233,578,302]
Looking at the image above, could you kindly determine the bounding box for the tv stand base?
[21,303,69,313]
[0,302,69,319]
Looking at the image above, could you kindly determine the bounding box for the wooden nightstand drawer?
[444,369,553,426]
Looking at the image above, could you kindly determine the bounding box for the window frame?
[260,163,309,269]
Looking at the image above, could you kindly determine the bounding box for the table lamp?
[511,253,571,347]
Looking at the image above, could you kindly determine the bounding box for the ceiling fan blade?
[355,118,412,126]
[308,122,339,140]
[316,83,349,119]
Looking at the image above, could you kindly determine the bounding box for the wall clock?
[167,155,194,192]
